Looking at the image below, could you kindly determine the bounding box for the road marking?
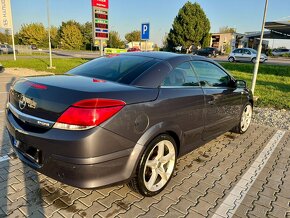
[0,110,4,113]
[212,130,286,218]
[0,155,10,162]
[0,92,8,94]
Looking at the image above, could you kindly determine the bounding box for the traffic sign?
[141,23,150,40]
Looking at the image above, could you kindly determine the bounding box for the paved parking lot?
[0,70,290,217]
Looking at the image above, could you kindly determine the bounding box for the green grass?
[220,62,290,110]
[0,57,88,74]
[220,62,290,77]
[1,58,289,109]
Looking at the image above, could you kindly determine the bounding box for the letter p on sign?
[141,23,150,40]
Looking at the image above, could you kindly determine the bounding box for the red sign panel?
[92,0,109,9]
[96,33,109,38]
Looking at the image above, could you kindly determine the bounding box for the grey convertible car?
[6,52,253,196]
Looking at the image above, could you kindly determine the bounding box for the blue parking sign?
[141,23,150,40]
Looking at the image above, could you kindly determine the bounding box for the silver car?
[0,44,18,54]
[228,48,268,63]
[272,48,290,56]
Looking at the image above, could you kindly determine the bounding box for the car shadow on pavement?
[0,76,44,217]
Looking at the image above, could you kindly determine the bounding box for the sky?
[10,0,290,48]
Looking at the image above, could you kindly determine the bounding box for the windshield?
[67,55,156,84]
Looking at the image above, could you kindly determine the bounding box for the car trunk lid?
[9,75,158,124]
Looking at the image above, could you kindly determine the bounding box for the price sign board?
[92,0,109,41]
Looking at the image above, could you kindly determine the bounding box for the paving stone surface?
[0,71,290,217]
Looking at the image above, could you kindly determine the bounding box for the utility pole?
[251,0,268,95]
[47,0,54,69]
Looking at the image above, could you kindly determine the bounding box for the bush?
[282,53,290,58]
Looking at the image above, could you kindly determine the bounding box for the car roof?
[123,52,220,88]
[121,51,180,60]
[120,51,211,62]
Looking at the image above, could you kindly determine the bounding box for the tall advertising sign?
[0,0,13,29]
[0,0,16,61]
[92,0,109,42]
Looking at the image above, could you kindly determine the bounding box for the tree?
[18,23,47,46]
[49,26,58,48]
[60,23,83,49]
[0,30,12,44]
[219,26,236,33]
[125,30,141,42]
[166,2,211,51]
[80,22,93,50]
[107,31,125,48]
[59,20,82,33]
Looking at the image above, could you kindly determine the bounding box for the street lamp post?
[251,0,269,95]
[46,0,54,69]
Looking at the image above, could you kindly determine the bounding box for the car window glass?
[161,62,199,87]
[244,49,251,55]
[67,55,153,83]
[249,49,257,54]
[191,61,230,87]
[234,49,242,54]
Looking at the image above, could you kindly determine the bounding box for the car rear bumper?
[5,108,143,189]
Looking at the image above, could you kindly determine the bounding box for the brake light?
[54,99,125,130]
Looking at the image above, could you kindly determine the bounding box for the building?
[243,32,270,51]
[126,41,154,51]
[210,33,245,54]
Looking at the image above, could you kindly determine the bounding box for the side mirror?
[235,80,247,88]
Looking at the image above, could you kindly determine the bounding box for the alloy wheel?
[240,105,252,132]
[143,140,176,192]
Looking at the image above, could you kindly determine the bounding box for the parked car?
[31,44,37,50]
[6,52,253,197]
[271,48,290,56]
[0,44,18,54]
[127,47,141,52]
[228,48,268,63]
[194,47,219,57]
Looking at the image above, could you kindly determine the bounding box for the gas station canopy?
[265,21,290,37]
[245,21,290,40]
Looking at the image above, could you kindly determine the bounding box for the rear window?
[67,55,156,84]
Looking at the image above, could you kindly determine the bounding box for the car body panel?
[202,87,242,140]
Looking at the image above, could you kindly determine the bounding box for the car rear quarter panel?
[102,86,205,157]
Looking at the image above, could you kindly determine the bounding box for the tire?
[251,57,256,63]
[127,134,177,197]
[232,103,253,134]
[228,57,235,62]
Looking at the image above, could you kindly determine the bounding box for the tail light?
[53,99,125,130]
